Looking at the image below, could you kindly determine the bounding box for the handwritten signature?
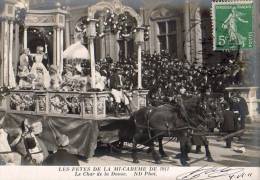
[176,165,252,180]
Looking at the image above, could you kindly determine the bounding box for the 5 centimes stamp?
[212,0,254,50]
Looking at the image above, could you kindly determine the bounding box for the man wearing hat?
[110,66,131,116]
[43,134,79,166]
[220,103,236,148]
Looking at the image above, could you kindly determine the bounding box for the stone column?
[115,33,120,62]
[60,28,64,73]
[23,26,28,49]
[195,7,203,65]
[56,27,61,67]
[110,33,117,61]
[53,27,57,66]
[137,42,142,89]
[14,23,20,76]
[65,19,70,48]
[89,37,96,88]
[100,15,105,59]
[8,21,16,87]
[124,40,128,58]
[135,28,144,89]
[184,0,191,61]
[3,20,9,86]
[0,20,8,86]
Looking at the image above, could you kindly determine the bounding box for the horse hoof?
[175,153,181,159]
[167,156,174,161]
[155,160,161,164]
[161,153,168,158]
[195,151,203,154]
[133,159,139,164]
[185,157,191,161]
[207,157,214,162]
[181,161,189,166]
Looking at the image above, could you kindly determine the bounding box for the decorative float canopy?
[63,41,90,60]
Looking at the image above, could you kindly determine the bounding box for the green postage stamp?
[212,0,254,50]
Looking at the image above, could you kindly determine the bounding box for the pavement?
[79,122,260,167]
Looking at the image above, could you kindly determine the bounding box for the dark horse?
[119,95,221,166]
[157,96,224,163]
[119,104,193,166]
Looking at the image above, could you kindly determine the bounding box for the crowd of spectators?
[95,50,242,104]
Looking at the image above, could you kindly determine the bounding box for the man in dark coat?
[110,67,131,116]
[229,92,249,131]
[229,93,240,130]
[237,93,249,129]
[221,103,236,148]
[43,134,79,166]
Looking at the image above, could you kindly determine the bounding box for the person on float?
[110,66,131,116]
[36,46,49,68]
[49,65,62,90]
[81,67,91,92]
[43,134,79,166]
[61,64,74,91]
[95,65,106,91]
[30,51,50,89]
[19,48,32,69]
[32,67,49,90]
[17,65,30,89]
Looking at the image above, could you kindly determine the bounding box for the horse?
[0,128,15,165]
[7,120,48,165]
[118,104,193,166]
[157,96,224,163]
[0,127,22,165]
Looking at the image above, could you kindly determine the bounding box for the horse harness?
[2,130,43,164]
[0,151,13,155]
[133,107,189,141]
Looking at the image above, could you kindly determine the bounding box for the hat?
[56,134,69,147]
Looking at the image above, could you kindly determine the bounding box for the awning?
[63,41,90,60]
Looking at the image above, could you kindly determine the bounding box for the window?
[157,19,178,57]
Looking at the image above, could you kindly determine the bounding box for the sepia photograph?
[0,0,259,179]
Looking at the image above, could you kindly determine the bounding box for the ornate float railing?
[0,89,149,120]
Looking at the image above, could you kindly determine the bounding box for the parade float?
[0,0,148,158]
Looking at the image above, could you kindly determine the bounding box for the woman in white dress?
[30,54,50,89]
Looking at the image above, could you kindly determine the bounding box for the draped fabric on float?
[0,111,98,158]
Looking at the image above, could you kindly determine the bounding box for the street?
[79,122,260,167]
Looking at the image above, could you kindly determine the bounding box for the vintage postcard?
[0,0,259,179]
